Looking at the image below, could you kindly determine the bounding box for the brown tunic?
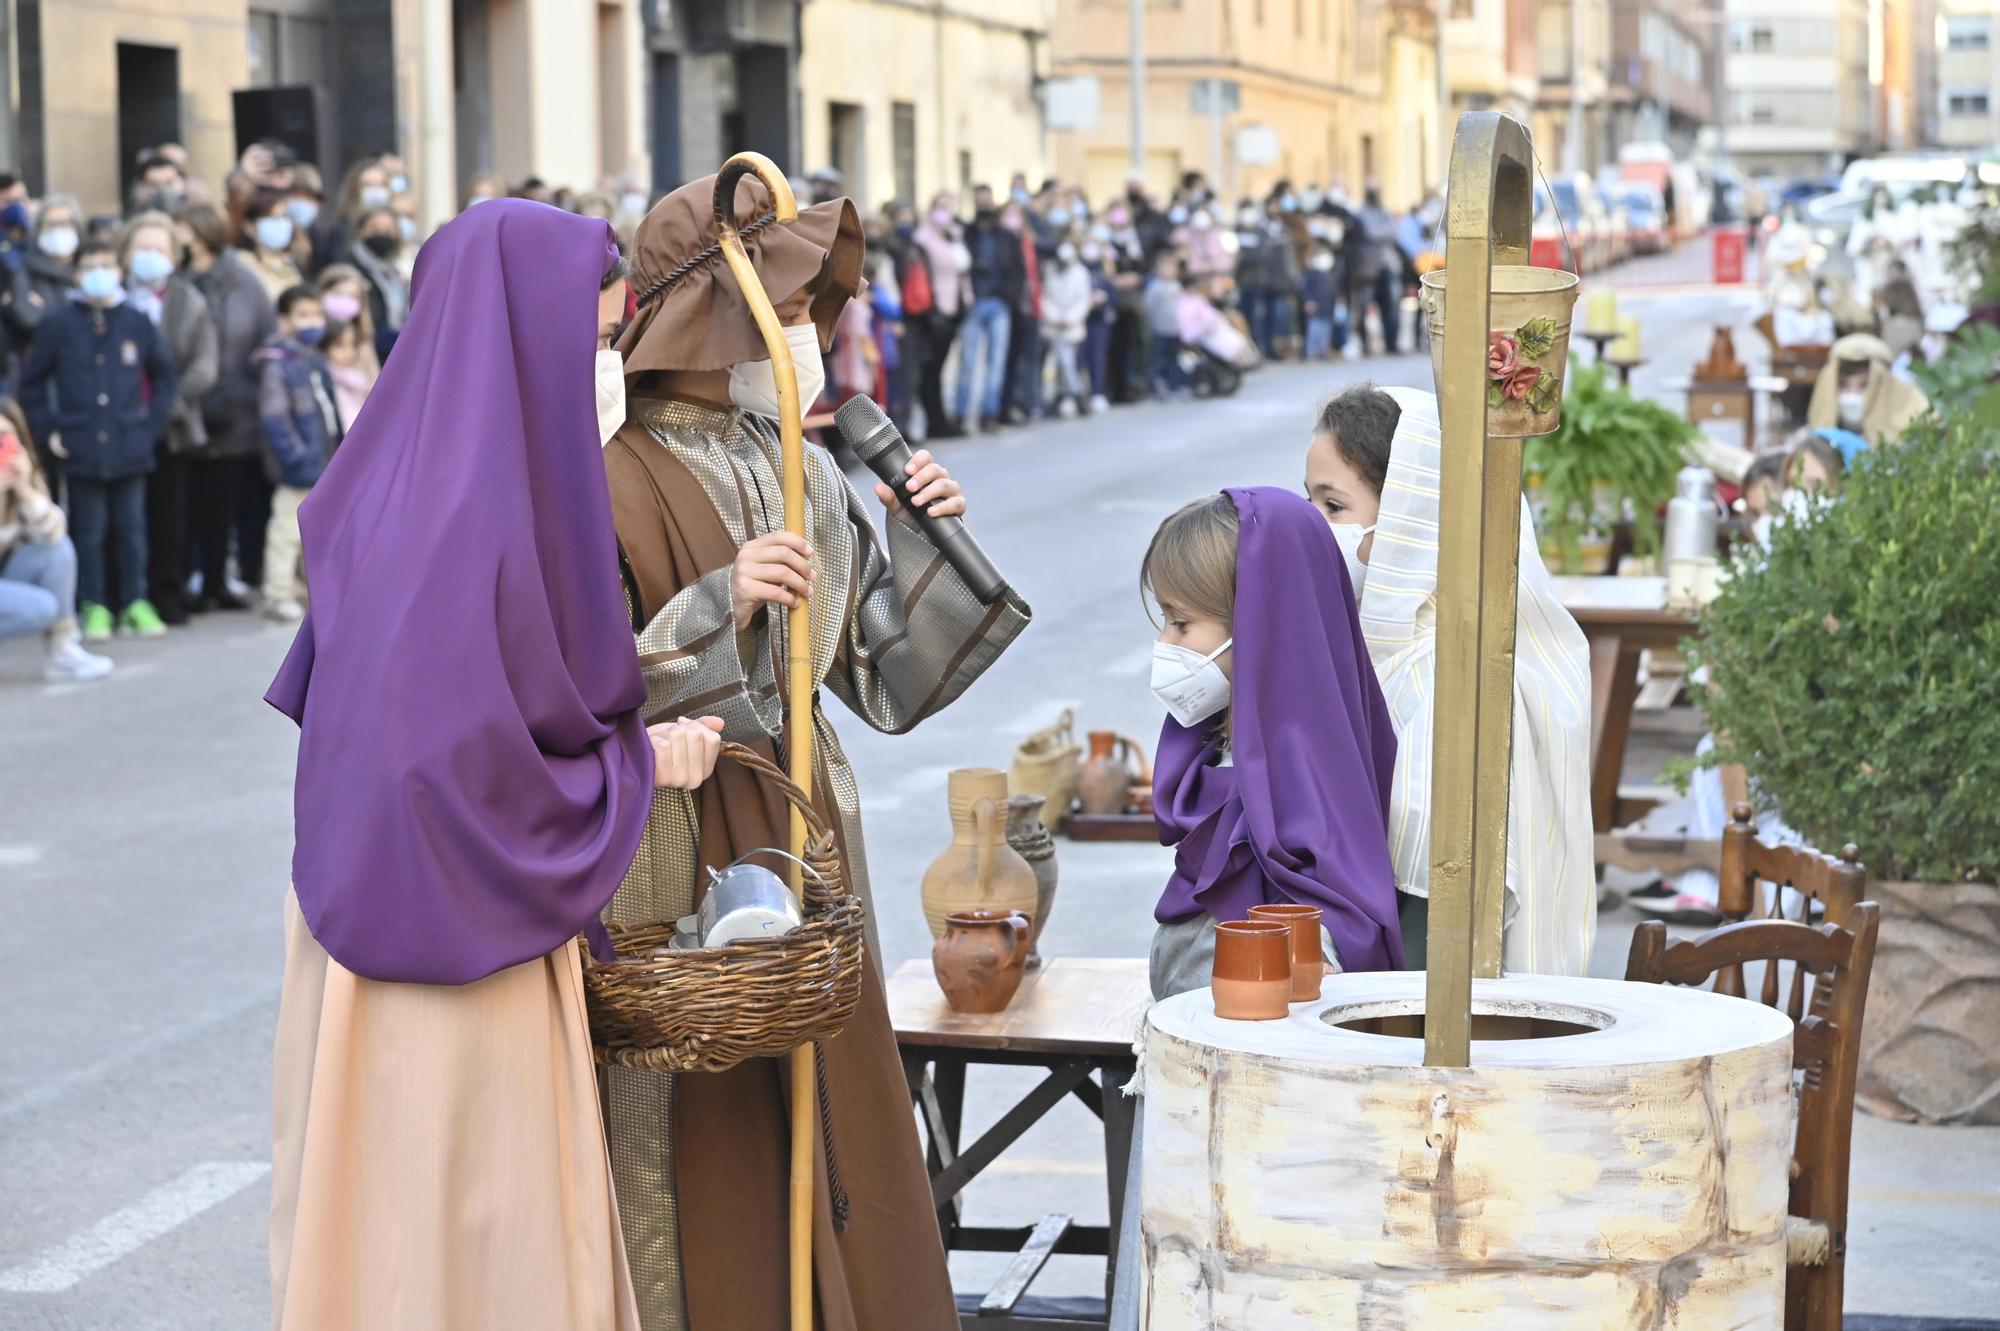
[603,398,1030,1331]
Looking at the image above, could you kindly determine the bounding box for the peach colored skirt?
[270,890,640,1331]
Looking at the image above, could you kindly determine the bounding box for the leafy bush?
[1912,321,2000,428]
[1691,415,2000,883]
[1524,359,1693,570]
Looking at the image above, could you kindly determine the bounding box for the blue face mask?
[0,201,28,232]
[293,322,326,348]
[78,267,123,303]
[128,248,175,288]
[286,198,320,230]
[255,216,295,252]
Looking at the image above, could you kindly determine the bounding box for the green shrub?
[1525,359,1693,571]
[1912,321,2000,428]
[1691,415,2000,883]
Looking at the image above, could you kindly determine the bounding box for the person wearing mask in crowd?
[122,211,218,626]
[1347,186,1401,356]
[909,192,970,439]
[325,158,395,273]
[1126,175,1173,260]
[1308,384,1595,973]
[391,193,422,274]
[1040,239,1092,418]
[1001,201,1044,423]
[464,174,508,210]
[24,196,86,348]
[1300,240,1341,361]
[1806,332,1929,446]
[0,175,33,395]
[19,235,178,640]
[183,202,277,612]
[1181,206,1231,282]
[129,149,189,217]
[956,191,1023,433]
[255,285,342,622]
[241,188,307,305]
[319,318,377,434]
[348,207,411,363]
[1875,276,1926,363]
[312,264,382,378]
[1144,249,1187,399]
[1234,199,1290,361]
[863,204,909,422]
[286,163,328,274]
[1080,239,1119,413]
[0,398,113,680]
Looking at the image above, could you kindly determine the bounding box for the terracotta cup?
[1248,903,1325,1002]
[1211,920,1292,1020]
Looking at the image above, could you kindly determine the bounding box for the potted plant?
[1523,360,1692,573]
[1690,413,2000,1125]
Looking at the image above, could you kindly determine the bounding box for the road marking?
[0,845,44,867]
[0,1160,270,1293]
[1103,644,1155,677]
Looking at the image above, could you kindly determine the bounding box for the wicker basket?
[582,743,866,1073]
[1010,707,1083,831]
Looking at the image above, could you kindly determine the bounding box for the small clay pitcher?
[1077,731,1138,816]
[1249,902,1324,1002]
[1211,920,1292,1020]
[921,768,1040,939]
[933,909,1031,1013]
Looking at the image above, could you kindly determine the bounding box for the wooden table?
[1665,374,1788,448]
[889,957,1151,1330]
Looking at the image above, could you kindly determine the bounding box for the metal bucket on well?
[1420,265,1581,438]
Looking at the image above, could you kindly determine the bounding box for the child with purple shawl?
[1141,486,1404,997]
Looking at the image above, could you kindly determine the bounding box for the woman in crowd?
[910,191,971,437]
[1875,276,1927,363]
[241,188,307,306]
[1308,383,1596,974]
[20,195,85,367]
[122,211,219,626]
[0,398,113,681]
[183,202,276,611]
[1807,332,1930,446]
[322,158,395,274]
[267,199,719,1331]
[347,207,410,363]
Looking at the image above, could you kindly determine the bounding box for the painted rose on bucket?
[1488,316,1561,414]
[1488,331,1520,378]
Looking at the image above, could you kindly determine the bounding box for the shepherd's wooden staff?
[709,152,818,1331]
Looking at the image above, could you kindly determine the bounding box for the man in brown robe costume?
[602,174,1032,1331]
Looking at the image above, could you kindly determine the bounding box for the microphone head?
[833,394,903,467]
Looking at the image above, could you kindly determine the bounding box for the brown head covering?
[617,171,863,375]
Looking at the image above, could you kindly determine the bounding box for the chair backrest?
[1626,904,1881,1283]
[1717,803,1866,1006]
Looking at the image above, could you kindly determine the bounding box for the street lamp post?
[1131,0,1148,178]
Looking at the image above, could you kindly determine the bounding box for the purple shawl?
[266,200,652,985]
[1152,487,1404,971]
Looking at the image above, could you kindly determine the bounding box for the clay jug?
[932,909,1031,1014]
[1004,794,1059,967]
[921,768,1039,939]
[1077,731,1137,816]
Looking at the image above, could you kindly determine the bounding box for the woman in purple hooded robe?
[263,200,720,1331]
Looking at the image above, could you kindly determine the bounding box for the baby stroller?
[1176,289,1257,398]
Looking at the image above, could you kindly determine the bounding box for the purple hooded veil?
[1152,486,1404,971]
[266,200,652,986]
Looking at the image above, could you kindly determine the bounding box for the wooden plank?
[1098,1060,1138,1306]
[977,1214,1073,1316]
[887,958,1152,1057]
[953,1224,1110,1257]
[958,1316,1104,1331]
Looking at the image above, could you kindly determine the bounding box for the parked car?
[1802,191,1870,248]
[1607,182,1668,255]
[1597,185,1631,266]
[1534,173,1610,272]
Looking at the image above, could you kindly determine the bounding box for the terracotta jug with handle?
[932,909,1032,1013]
[1077,731,1150,816]
[921,768,1040,939]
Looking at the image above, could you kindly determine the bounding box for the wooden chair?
[1627,902,1881,1331]
[1717,803,1866,1001]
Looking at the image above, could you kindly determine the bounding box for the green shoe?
[80,603,114,642]
[121,599,168,637]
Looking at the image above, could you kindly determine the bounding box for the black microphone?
[834,395,1009,605]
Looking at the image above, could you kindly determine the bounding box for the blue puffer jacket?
[255,335,342,488]
[19,298,177,482]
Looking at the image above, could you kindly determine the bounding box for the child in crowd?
[1300,242,1341,360]
[19,235,178,640]
[320,319,376,433]
[255,284,342,622]
[1139,485,1403,999]
[1738,450,1790,548]
[1039,242,1092,418]
[0,398,113,680]
[1785,431,1845,499]
[1143,250,1187,401]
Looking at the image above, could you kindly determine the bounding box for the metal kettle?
[674,849,819,949]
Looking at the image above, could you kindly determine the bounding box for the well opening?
[1323,996,1613,1042]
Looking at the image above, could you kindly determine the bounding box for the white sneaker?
[45,639,114,684]
[1057,397,1079,419]
[1089,394,1109,414]
[226,575,253,599]
[265,600,306,623]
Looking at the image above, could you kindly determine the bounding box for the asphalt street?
[3,277,1993,1327]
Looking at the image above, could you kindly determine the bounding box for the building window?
[1945,18,1990,51]
[1731,21,1774,53]
[892,102,917,208]
[1947,90,1991,116]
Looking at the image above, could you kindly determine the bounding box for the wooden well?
[1139,973,1795,1329]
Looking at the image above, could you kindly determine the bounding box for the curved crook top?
[713,151,800,240]
[1443,112,1534,267]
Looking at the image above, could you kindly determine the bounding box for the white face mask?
[1837,390,1867,426]
[1150,638,1234,728]
[728,322,826,420]
[1326,519,1376,594]
[595,348,626,447]
[38,226,78,259]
